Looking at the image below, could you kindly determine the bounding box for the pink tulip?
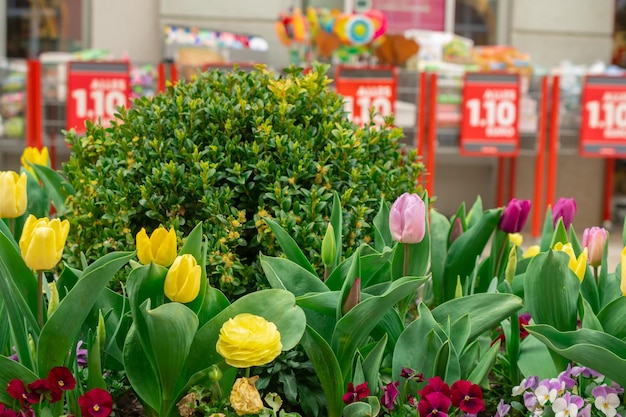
[582,226,607,268]
[389,193,426,244]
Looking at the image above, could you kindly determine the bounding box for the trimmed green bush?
[62,64,423,297]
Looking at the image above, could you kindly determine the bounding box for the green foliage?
[62,63,423,297]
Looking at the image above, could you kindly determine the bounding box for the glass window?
[453,0,497,45]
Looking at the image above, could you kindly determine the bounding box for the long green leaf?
[429,209,450,306]
[300,326,343,417]
[0,355,38,404]
[526,324,626,387]
[0,226,39,317]
[330,192,343,271]
[361,335,387,397]
[37,251,134,375]
[124,325,161,414]
[332,276,426,381]
[373,198,391,252]
[431,293,523,341]
[260,254,328,296]
[264,218,317,275]
[597,296,626,340]
[443,208,501,301]
[30,163,75,216]
[467,342,500,385]
[517,334,558,379]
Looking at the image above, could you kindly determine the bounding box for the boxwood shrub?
[62,63,423,297]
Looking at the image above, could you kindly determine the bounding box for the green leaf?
[197,285,231,328]
[264,218,317,275]
[579,296,603,331]
[301,325,343,417]
[434,340,461,383]
[330,191,343,271]
[361,334,387,397]
[431,293,523,341]
[178,222,207,315]
[124,325,161,414]
[597,296,626,340]
[37,251,134,376]
[466,196,483,229]
[260,254,328,296]
[0,355,38,404]
[332,276,426,381]
[86,329,107,390]
[449,314,471,354]
[517,334,558,379]
[443,208,502,301]
[526,324,626,388]
[524,251,579,332]
[326,249,393,290]
[539,206,555,251]
[467,342,500,385]
[429,209,450,306]
[30,163,75,216]
[373,198,391,251]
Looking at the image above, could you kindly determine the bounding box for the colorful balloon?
[344,15,374,46]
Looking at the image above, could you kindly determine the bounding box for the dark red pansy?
[78,388,113,417]
[417,391,452,417]
[47,366,77,391]
[27,378,62,404]
[450,380,485,414]
[341,382,370,405]
[419,376,451,398]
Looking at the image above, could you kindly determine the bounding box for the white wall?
[91,0,161,63]
[510,0,614,67]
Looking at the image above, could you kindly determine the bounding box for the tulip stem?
[494,232,508,280]
[593,265,599,283]
[403,244,409,277]
[37,270,44,328]
[9,218,15,237]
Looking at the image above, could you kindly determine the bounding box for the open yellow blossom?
[509,233,523,247]
[216,313,282,368]
[523,245,541,259]
[20,146,49,177]
[136,226,177,267]
[554,242,588,282]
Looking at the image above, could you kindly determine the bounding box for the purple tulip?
[552,198,576,230]
[498,198,531,233]
[389,193,426,244]
[582,227,608,268]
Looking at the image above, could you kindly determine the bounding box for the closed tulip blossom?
[216,313,282,368]
[389,193,426,244]
[552,198,577,230]
[499,198,531,233]
[163,254,201,303]
[19,215,70,271]
[554,242,588,282]
[582,227,607,268]
[21,146,49,177]
[0,171,27,219]
[136,226,177,267]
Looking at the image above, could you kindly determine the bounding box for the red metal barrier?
[426,72,438,197]
[546,75,560,213]
[26,60,43,149]
[416,71,427,186]
[531,76,550,238]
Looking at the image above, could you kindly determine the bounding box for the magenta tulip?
[582,226,607,267]
[389,193,426,244]
[552,198,576,230]
[498,198,531,233]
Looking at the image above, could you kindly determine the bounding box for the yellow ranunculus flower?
[229,376,263,416]
[509,233,523,247]
[136,226,177,267]
[163,254,201,303]
[21,146,49,176]
[554,242,588,282]
[621,247,626,296]
[19,215,70,271]
[216,313,282,368]
[523,245,541,258]
[0,171,27,219]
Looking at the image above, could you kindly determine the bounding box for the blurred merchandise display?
[0,59,27,139]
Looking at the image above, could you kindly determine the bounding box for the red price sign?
[460,73,520,156]
[334,66,397,127]
[580,76,626,156]
[66,61,130,133]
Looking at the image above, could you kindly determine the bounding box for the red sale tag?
[334,66,397,127]
[460,73,520,156]
[66,61,131,133]
[580,75,626,157]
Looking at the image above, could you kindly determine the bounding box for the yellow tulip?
[0,171,27,218]
[19,215,70,271]
[21,146,49,176]
[216,313,282,368]
[509,233,523,247]
[523,245,541,259]
[163,254,201,303]
[136,226,177,267]
[621,247,626,296]
[554,242,588,282]
[229,376,263,416]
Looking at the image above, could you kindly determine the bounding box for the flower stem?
[9,218,15,237]
[403,244,409,277]
[37,270,44,328]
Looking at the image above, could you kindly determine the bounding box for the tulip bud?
[20,146,49,177]
[621,247,626,296]
[47,281,60,316]
[389,193,426,244]
[498,198,531,233]
[321,223,336,267]
[448,217,463,245]
[136,226,177,267]
[19,215,70,271]
[164,254,202,303]
[0,171,28,219]
[97,310,106,354]
[582,226,607,268]
[552,198,576,230]
[342,277,361,315]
